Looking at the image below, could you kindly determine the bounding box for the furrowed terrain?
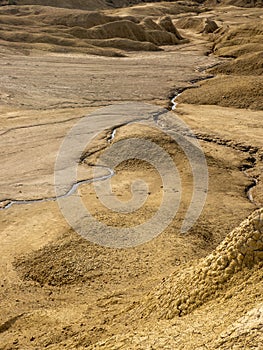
[0,1,262,349]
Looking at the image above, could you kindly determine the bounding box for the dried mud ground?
[0,3,263,350]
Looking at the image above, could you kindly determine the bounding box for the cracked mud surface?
[0,2,262,349]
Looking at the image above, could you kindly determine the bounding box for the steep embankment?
[85,209,263,349]
[140,209,263,319]
[177,22,263,109]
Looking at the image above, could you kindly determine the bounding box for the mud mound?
[0,14,34,25]
[40,10,119,28]
[0,39,125,56]
[139,209,263,319]
[139,16,187,45]
[13,0,110,10]
[180,21,263,110]
[14,233,133,286]
[157,15,184,39]
[0,29,126,56]
[140,17,163,31]
[216,0,263,7]
[213,22,263,57]
[215,43,263,58]
[67,19,182,46]
[0,30,76,46]
[146,28,181,45]
[69,20,148,41]
[0,5,186,55]
[15,0,107,10]
[178,76,263,110]
[14,225,170,287]
[176,16,218,33]
[0,5,127,28]
[203,18,219,33]
[9,0,202,10]
[210,51,263,76]
[87,38,161,51]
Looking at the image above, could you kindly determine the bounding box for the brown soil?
[0,2,262,350]
[176,15,219,33]
[0,4,190,56]
[178,75,263,109]
[178,20,263,109]
[213,22,263,57]
[210,51,263,75]
[13,0,172,10]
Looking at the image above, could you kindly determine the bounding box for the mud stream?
[0,88,258,210]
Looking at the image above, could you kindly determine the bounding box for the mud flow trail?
[0,2,262,349]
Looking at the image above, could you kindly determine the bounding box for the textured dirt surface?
[0,4,193,57]
[0,2,262,350]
